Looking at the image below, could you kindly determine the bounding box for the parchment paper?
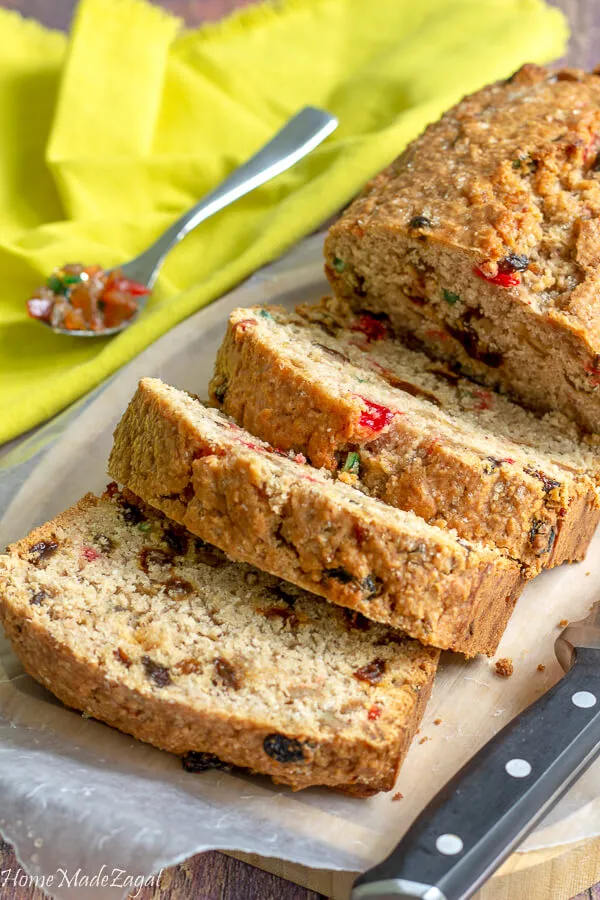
[1,235,599,899]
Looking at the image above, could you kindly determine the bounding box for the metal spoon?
[46,106,338,337]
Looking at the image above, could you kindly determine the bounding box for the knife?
[352,603,600,900]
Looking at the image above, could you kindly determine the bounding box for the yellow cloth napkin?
[0,0,567,443]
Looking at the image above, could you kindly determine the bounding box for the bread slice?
[108,378,525,656]
[0,487,439,795]
[209,300,600,572]
[324,64,600,433]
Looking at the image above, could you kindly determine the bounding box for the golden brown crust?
[328,64,600,291]
[0,492,438,795]
[210,304,600,572]
[212,308,358,466]
[108,379,525,655]
[551,491,600,565]
[324,65,600,432]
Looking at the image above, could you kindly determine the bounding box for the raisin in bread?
[0,487,439,796]
[324,64,600,433]
[108,378,525,656]
[209,300,600,571]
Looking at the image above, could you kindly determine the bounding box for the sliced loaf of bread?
[0,487,439,795]
[209,300,600,571]
[108,378,525,656]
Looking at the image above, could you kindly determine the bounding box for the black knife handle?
[352,648,600,900]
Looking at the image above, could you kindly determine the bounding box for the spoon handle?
[121,106,338,288]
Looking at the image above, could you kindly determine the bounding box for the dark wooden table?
[0,0,599,897]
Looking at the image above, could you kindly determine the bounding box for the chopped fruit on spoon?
[26,264,150,332]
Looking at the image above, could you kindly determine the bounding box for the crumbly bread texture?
[209,300,600,572]
[324,64,600,433]
[0,488,439,795]
[108,378,525,656]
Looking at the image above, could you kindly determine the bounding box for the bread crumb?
[433,718,443,726]
[558,619,569,628]
[537,664,546,672]
[392,792,403,801]
[495,657,513,677]
[338,471,358,486]
[586,572,591,576]
[418,736,431,745]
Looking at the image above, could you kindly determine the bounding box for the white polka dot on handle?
[436,834,464,856]
[505,759,532,778]
[572,691,597,709]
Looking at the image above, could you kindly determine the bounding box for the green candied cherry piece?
[138,522,152,532]
[442,288,460,305]
[259,308,274,320]
[332,257,345,273]
[342,451,360,475]
[62,273,82,286]
[46,273,67,295]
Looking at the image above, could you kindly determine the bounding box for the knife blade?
[352,603,600,900]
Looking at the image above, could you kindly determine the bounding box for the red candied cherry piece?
[472,388,494,411]
[81,546,101,562]
[234,319,256,334]
[474,266,520,287]
[27,296,54,321]
[584,362,600,386]
[238,438,265,452]
[107,276,150,297]
[356,397,395,432]
[351,314,387,342]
